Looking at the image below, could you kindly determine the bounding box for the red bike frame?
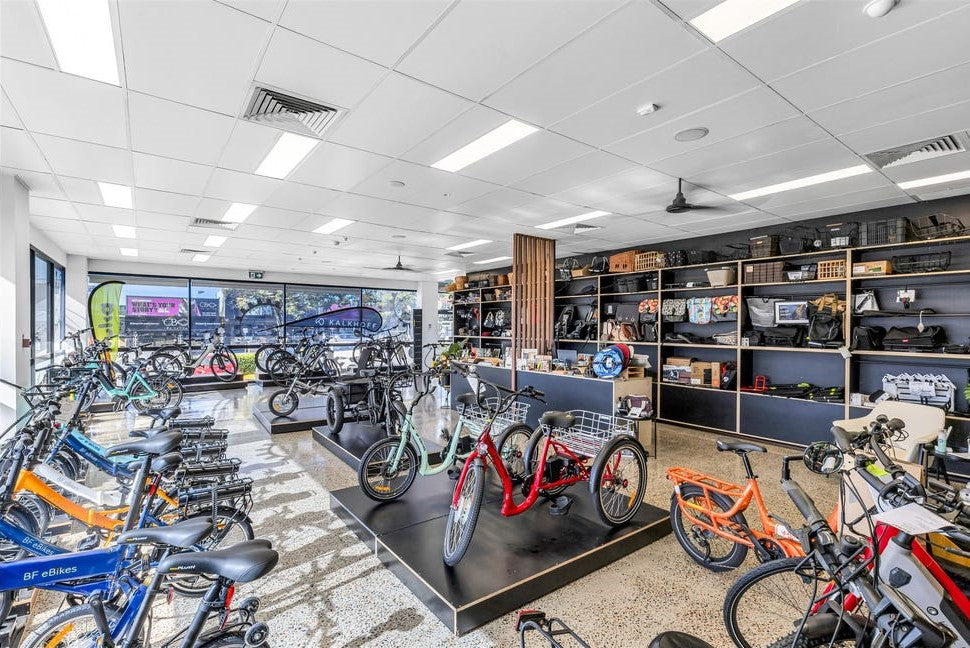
[451,427,590,516]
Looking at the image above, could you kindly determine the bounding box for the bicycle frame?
[0,544,128,598]
[389,411,468,477]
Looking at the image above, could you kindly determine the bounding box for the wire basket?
[543,410,636,459]
[891,252,952,274]
[911,213,966,241]
[634,251,665,271]
[460,397,531,436]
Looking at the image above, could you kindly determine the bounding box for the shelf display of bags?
[711,295,739,321]
[661,298,687,322]
[638,298,659,322]
[882,326,945,351]
[764,325,804,347]
[746,297,783,328]
[687,297,713,324]
[850,326,886,350]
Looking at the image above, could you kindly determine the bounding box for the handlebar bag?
[850,325,886,351]
[687,297,713,325]
[764,325,804,347]
[615,303,639,324]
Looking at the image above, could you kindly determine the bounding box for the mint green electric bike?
[357,370,533,502]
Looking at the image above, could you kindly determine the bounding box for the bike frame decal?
[0,546,123,590]
[0,516,65,557]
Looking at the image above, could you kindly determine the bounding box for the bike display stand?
[180,374,247,393]
[314,429,671,635]
[252,394,331,434]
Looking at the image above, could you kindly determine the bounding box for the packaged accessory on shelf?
[571,264,591,278]
[853,290,879,314]
[785,264,817,282]
[615,303,640,325]
[589,256,609,274]
[687,297,713,325]
[750,235,780,258]
[882,372,955,410]
[882,326,945,351]
[741,330,764,346]
[661,298,687,322]
[713,331,738,346]
[746,297,782,328]
[711,294,739,322]
[687,250,717,265]
[665,250,688,267]
[850,325,886,351]
[764,325,804,347]
[891,252,951,274]
[638,298,659,322]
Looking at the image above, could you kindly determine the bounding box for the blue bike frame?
[46,426,135,478]
[0,545,127,597]
[0,516,65,557]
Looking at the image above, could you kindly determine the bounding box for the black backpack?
[850,326,886,351]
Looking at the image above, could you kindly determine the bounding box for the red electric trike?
[443,363,648,566]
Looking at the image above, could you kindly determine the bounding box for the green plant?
[236,352,256,377]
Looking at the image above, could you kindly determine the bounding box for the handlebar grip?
[781,479,827,527]
[831,426,852,452]
[868,435,901,476]
[531,388,545,398]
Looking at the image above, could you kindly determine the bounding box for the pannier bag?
[589,256,609,274]
[616,276,642,293]
[687,297,713,325]
[806,293,846,347]
[615,303,640,325]
[711,294,739,322]
[850,326,886,351]
[882,326,945,351]
[741,330,763,346]
[746,297,783,328]
[764,325,804,347]
[661,298,687,322]
[638,298,659,322]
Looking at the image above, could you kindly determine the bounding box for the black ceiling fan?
[666,178,712,213]
[369,255,417,272]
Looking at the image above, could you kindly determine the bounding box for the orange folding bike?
[667,438,838,571]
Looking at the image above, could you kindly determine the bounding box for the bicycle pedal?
[548,495,573,516]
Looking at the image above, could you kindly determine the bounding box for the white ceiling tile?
[31,215,88,235]
[505,196,589,226]
[782,197,916,222]
[133,189,200,216]
[591,184,672,216]
[457,129,591,186]
[255,28,386,111]
[838,100,970,156]
[1,59,127,147]
[551,166,672,208]
[451,187,537,219]
[121,0,272,114]
[912,186,970,201]
[1,127,49,173]
[216,120,279,173]
[205,167,282,204]
[288,141,392,190]
[215,0,282,22]
[194,197,232,221]
[486,2,704,126]
[2,168,63,199]
[881,150,970,185]
[74,203,136,225]
[29,196,77,220]
[648,117,832,180]
[660,0,722,21]
[1,0,56,68]
[770,7,970,113]
[741,172,896,212]
[767,185,914,218]
[353,160,498,211]
[33,133,131,184]
[279,0,450,67]
[329,73,472,157]
[398,0,623,101]
[606,86,799,165]
[689,214,789,235]
[401,104,510,166]
[722,0,966,82]
[244,205,313,229]
[1,91,22,128]
[552,48,760,147]
[133,152,211,195]
[134,211,190,231]
[128,92,236,165]
[57,176,101,204]
[263,182,340,214]
[511,150,637,196]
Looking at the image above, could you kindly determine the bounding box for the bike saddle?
[359,368,378,378]
[540,411,575,430]
[158,540,279,583]
[144,406,182,421]
[105,431,182,458]
[456,393,478,407]
[150,451,183,475]
[649,632,715,648]
[116,516,213,549]
[715,439,766,454]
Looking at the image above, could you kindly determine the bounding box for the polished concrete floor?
[41,385,840,647]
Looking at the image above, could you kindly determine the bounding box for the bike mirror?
[803,442,844,475]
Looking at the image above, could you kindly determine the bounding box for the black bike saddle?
[540,411,575,430]
[158,540,279,583]
[715,438,766,454]
[649,632,715,648]
[456,393,478,407]
[116,516,212,549]
[105,431,181,457]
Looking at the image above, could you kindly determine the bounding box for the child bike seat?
[649,632,715,648]
[116,516,213,549]
[105,431,182,457]
[715,439,766,454]
[540,411,575,430]
[158,540,279,583]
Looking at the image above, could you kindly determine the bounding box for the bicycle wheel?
[198,633,267,648]
[20,602,125,648]
[210,348,239,382]
[443,460,485,566]
[269,390,299,417]
[169,505,255,597]
[590,436,646,526]
[1,503,39,561]
[670,484,749,572]
[255,343,281,374]
[322,358,341,379]
[0,591,11,629]
[154,344,190,368]
[522,429,567,496]
[150,351,184,375]
[358,437,418,501]
[724,556,857,648]
[495,424,533,482]
[15,492,51,534]
[266,350,297,383]
[326,389,345,434]
[131,378,172,412]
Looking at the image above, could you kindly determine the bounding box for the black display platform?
[181,374,247,393]
[327,463,669,634]
[311,421,389,469]
[252,394,329,434]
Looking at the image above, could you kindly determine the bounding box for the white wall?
[66,255,89,332]
[1,175,31,427]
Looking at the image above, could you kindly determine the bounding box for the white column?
[417,281,440,369]
[66,254,89,332]
[0,174,32,428]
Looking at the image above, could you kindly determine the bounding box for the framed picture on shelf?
[774,300,809,325]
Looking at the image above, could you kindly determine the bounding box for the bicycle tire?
[150,351,184,375]
[15,492,51,535]
[590,436,646,526]
[670,484,749,572]
[131,379,172,412]
[197,633,267,648]
[154,345,190,368]
[269,390,299,417]
[357,437,418,502]
[20,602,124,648]
[0,591,10,628]
[210,348,239,382]
[522,429,568,496]
[443,460,485,566]
[255,343,281,374]
[495,424,533,482]
[723,556,856,648]
[0,503,39,561]
[326,389,345,434]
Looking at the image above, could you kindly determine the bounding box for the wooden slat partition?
[511,233,555,388]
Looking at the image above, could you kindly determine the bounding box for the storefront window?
[89,274,189,347]
[190,281,284,346]
[31,250,67,382]
[285,285,361,344]
[362,289,416,340]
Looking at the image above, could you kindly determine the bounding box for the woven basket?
[816,259,846,280]
[634,251,665,271]
[454,275,468,290]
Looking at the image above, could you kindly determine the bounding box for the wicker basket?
[454,275,468,290]
[816,259,846,280]
[609,250,640,273]
[571,265,591,278]
[634,251,665,271]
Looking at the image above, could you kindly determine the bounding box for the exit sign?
[248,270,264,280]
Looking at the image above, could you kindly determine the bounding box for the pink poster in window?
[126,297,181,317]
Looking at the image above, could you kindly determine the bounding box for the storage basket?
[860,217,915,246]
[634,251,665,271]
[784,264,817,282]
[817,222,858,249]
[687,250,716,265]
[454,275,468,290]
[718,244,750,261]
[778,229,814,254]
[744,261,784,284]
[750,235,780,258]
[571,265,591,278]
[911,213,966,241]
[891,252,951,274]
[542,410,636,459]
[665,250,688,267]
[706,267,737,287]
[816,259,847,280]
[609,250,639,273]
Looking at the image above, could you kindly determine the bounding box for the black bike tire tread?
[442,462,485,566]
[670,484,749,572]
[21,603,122,648]
[590,437,647,526]
[357,438,418,502]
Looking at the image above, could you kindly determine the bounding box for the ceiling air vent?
[445,251,474,258]
[179,248,209,254]
[189,218,238,231]
[865,132,967,169]
[243,86,340,138]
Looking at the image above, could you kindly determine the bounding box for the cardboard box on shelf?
[852,260,892,276]
[666,356,693,366]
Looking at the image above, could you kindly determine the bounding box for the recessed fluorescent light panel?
[447,239,491,251]
[193,254,211,263]
[255,132,318,179]
[729,165,872,201]
[313,218,354,235]
[434,268,458,275]
[37,0,119,85]
[203,235,227,248]
[432,120,539,173]
[112,224,136,239]
[120,247,137,257]
[474,256,512,265]
[98,182,132,208]
[897,170,970,190]
[222,203,257,223]
[536,210,610,230]
[690,0,800,42]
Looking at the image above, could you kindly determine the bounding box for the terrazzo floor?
[33,385,840,647]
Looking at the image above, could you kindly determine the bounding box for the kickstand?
[548,495,573,516]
